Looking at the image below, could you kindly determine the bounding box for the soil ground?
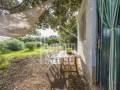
[0,54,90,90]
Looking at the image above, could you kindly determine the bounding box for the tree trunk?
[0,0,54,37]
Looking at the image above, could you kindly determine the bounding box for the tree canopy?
[37,0,81,43]
[0,0,81,43]
[0,0,81,27]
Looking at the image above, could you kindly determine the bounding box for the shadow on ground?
[46,64,90,90]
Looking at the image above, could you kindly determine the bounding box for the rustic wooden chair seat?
[60,55,79,76]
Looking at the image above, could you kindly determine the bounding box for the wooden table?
[60,54,80,77]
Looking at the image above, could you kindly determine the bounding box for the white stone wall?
[78,0,97,85]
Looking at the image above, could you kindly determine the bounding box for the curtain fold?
[97,0,120,90]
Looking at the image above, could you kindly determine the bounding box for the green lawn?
[0,48,47,70]
[0,46,62,59]
[0,46,62,70]
[0,48,46,59]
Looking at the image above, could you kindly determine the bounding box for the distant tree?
[46,36,59,45]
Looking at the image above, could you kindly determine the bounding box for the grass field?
[0,46,62,69]
[0,48,46,69]
[0,46,63,58]
[0,48,45,58]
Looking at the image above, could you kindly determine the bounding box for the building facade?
[78,0,120,90]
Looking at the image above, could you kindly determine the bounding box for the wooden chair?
[60,55,79,78]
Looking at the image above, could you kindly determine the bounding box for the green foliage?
[34,42,42,47]
[43,44,48,49]
[38,0,81,29]
[58,17,77,43]
[19,36,41,43]
[18,35,43,49]
[0,0,46,13]
[0,41,8,53]
[1,0,81,14]
[0,0,80,44]
[0,39,24,53]
[66,48,73,54]
[38,0,80,44]
[0,0,81,30]
[0,56,11,70]
[25,42,37,50]
[0,0,22,10]
[5,39,25,51]
[46,36,59,45]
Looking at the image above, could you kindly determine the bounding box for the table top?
[51,50,81,59]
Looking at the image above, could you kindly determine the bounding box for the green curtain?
[97,0,120,90]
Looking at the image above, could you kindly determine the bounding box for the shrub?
[0,56,11,70]
[5,39,25,51]
[0,42,8,53]
[35,42,42,48]
[25,42,37,50]
[19,36,41,43]
[43,44,48,49]
[0,39,25,53]
[46,36,59,45]
[20,36,35,42]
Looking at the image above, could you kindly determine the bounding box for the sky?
[0,36,11,40]
[37,28,59,38]
[18,0,23,3]
[0,28,59,39]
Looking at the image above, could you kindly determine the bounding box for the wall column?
[78,0,97,86]
[86,0,97,84]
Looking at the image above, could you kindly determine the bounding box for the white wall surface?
[78,0,97,86]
